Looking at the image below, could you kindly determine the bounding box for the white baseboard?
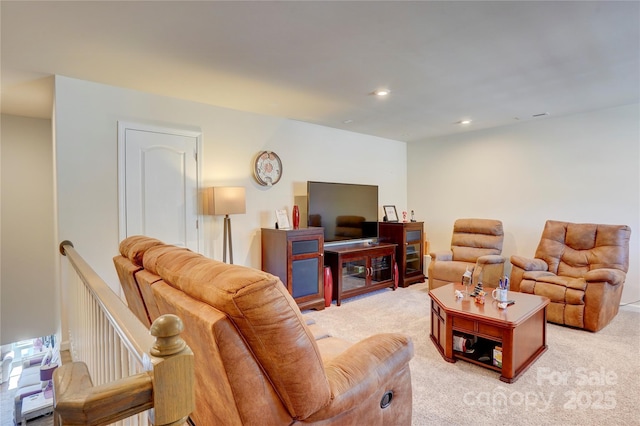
[620,303,640,313]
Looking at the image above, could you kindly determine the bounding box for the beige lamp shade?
[204,187,246,216]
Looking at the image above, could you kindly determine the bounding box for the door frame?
[117,121,203,250]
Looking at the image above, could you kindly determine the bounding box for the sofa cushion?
[142,245,192,275]
[17,365,41,388]
[151,281,291,426]
[520,276,587,329]
[535,221,631,277]
[451,218,503,263]
[150,250,332,420]
[119,235,165,266]
[429,260,477,283]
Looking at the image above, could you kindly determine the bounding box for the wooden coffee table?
[429,283,549,383]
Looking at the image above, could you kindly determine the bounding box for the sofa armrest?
[584,268,626,286]
[510,255,548,272]
[430,250,452,261]
[309,333,413,420]
[22,352,46,368]
[476,255,506,265]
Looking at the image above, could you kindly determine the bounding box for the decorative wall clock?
[254,151,282,186]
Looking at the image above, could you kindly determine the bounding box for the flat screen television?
[307,181,379,244]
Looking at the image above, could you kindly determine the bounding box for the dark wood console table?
[379,221,425,287]
[261,227,325,310]
[324,242,396,306]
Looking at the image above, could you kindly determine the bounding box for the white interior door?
[118,122,200,251]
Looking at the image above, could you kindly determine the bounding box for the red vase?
[393,262,399,289]
[292,205,300,229]
[323,266,333,307]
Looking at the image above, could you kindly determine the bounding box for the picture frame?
[383,205,399,222]
[275,208,291,229]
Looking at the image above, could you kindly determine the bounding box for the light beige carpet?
[304,282,640,426]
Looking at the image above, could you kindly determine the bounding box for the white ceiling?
[2,1,639,142]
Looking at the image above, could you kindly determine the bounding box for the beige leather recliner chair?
[510,220,631,332]
[428,218,506,290]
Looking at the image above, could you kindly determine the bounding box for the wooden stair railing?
[58,241,194,426]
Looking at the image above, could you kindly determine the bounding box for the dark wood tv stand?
[324,242,396,306]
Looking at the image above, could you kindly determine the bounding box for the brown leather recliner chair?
[510,220,631,332]
[115,236,414,425]
[428,218,506,290]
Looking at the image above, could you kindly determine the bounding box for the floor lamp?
[205,187,246,264]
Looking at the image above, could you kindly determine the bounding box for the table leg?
[500,329,515,382]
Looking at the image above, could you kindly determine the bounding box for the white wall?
[4,77,635,347]
[408,103,639,305]
[1,114,58,345]
[54,75,407,292]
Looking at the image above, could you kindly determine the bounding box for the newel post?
[148,314,195,426]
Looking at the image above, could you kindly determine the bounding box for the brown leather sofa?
[428,218,506,289]
[114,236,414,425]
[510,220,631,332]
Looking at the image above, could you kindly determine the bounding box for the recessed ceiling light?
[458,120,472,125]
[343,119,353,124]
[373,89,390,96]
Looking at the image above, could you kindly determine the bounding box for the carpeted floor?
[2,283,638,425]
[304,282,640,425]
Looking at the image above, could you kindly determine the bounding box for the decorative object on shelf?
[453,335,475,353]
[493,346,503,368]
[253,151,282,186]
[492,287,508,302]
[410,210,416,222]
[275,209,290,229]
[462,267,472,296]
[383,205,398,222]
[470,280,484,297]
[402,211,407,222]
[497,301,513,309]
[204,186,246,264]
[323,266,333,308]
[292,205,300,229]
[471,279,486,303]
[393,262,399,289]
